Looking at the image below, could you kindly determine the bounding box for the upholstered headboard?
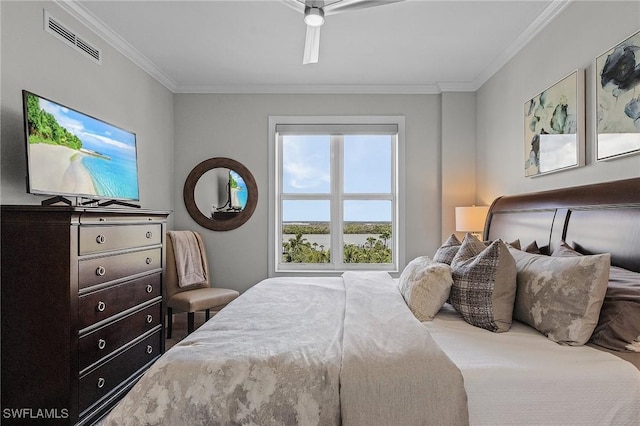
[484,178,640,273]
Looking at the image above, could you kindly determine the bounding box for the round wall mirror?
[183,157,258,231]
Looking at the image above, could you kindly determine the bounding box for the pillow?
[509,247,610,345]
[505,239,521,250]
[550,242,640,352]
[449,234,517,332]
[433,234,462,265]
[486,239,521,250]
[590,266,640,352]
[398,256,453,321]
[523,240,542,254]
[551,240,581,257]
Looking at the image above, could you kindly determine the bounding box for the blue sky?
[39,96,136,159]
[282,134,392,222]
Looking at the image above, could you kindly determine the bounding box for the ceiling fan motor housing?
[304,6,325,26]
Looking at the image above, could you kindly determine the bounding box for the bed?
[103,178,640,425]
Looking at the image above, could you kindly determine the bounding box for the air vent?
[44,10,101,65]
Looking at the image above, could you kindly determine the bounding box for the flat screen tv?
[22,90,140,205]
[229,169,248,210]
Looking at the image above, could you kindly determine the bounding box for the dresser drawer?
[79,302,162,371]
[79,247,161,289]
[79,224,162,255]
[79,273,161,329]
[79,330,162,414]
[80,213,167,225]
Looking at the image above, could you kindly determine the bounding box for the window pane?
[343,200,392,264]
[282,135,330,193]
[344,135,391,193]
[282,200,330,264]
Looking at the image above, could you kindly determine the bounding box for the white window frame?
[268,116,405,276]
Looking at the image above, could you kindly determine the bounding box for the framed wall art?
[524,69,585,177]
[595,29,640,161]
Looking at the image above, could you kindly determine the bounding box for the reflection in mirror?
[194,168,248,219]
[184,157,258,231]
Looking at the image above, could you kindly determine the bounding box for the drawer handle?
[97,301,106,312]
[97,377,105,389]
[145,257,153,265]
[146,284,153,294]
[145,231,153,239]
[95,234,106,244]
[98,339,106,350]
[96,266,106,276]
[146,345,153,354]
[146,314,153,324]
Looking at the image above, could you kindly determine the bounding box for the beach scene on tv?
[229,170,248,210]
[24,92,139,201]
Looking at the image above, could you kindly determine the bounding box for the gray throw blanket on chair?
[167,230,206,287]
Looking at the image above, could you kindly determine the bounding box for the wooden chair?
[165,231,239,338]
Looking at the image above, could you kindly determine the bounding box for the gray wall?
[0,1,174,213]
[476,1,640,205]
[173,94,460,292]
[441,92,477,241]
[7,2,632,294]
[0,1,476,295]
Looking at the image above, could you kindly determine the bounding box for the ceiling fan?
[283,0,404,64]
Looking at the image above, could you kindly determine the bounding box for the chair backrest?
[165,231,211,299]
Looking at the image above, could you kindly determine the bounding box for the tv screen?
[23,90,140,202]
[229,170,248,210]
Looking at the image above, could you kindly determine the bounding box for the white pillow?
[399,256,453,321]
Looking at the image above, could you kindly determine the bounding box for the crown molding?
[436,81,478,93]
[174,84,442,94]
[53,0,177,92]
[54,0,570,95]
[470,0,571,91]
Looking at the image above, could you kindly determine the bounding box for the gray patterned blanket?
[103,274,468,425]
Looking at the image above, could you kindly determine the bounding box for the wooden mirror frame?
[183,157,258,231]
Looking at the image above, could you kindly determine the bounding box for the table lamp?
[455,205,489,239]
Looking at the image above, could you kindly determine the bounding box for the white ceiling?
[60,0,568,94]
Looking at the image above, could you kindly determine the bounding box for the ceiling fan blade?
[303,25,321,64]
[325,0,404,15]
[282,0,306,14]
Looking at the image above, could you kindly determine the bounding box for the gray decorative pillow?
[551,243,640,352]
[509,247,611,346]
[505,239,521,250]
[449,234,517,332]
[433,234,461,265]
[590,266,640,352]
[399,256,453,321]
[551,240,581,257]
[523,240,542,254]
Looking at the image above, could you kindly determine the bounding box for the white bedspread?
[340,272,468,425]
[423,304,640,426]
[104,275,469,425]
[105,277,346,425]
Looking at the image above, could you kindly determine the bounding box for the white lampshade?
[455,206,489,233]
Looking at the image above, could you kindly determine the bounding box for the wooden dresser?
[1,206,170,425]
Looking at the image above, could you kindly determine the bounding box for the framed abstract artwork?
[524,69,585,177]
[595,29,640,161]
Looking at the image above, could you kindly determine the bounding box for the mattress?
[423,304,640,426]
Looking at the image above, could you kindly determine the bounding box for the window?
[269,116,405,274]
